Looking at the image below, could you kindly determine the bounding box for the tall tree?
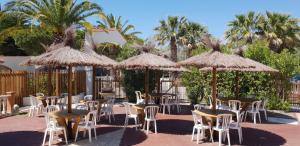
[226,11,263,45]
[5,0,102,46]
[262,12,300,53]
[154,16,187,62]
[97,13,141,42]
[179,21,207,57]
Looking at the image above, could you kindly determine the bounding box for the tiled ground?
[0,105,299,146]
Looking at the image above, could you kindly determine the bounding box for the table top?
[49,109,89,119]
[133,104,160,110]
[80,99,108,104]
[150,93,177,97]
[194,109,235,118]
[36,96,59,100]
[98,92,115,96]
[217,97,258,103]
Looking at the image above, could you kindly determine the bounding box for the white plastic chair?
[171,95,181,113]
[259,99,268,120]
[42,112,68,146]
[28,95,43,117]
[191,111,212,144]
[135,91,144,104]
[123,102,139,130]
[228,100,242,120]
[75,110,98,143]
[44,105,58,113]
[86,100,100,122]
[101,98,115,123]
[143,106,159,134]
[211,114,232,146]
[245,101,262,124]
[160,95,172,114]
[229,111,245,144]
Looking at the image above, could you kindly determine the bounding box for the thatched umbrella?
[22,46,104,113]
[179,36,255,110]
[118,52,179,104]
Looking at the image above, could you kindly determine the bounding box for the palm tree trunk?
[170,36,177,62]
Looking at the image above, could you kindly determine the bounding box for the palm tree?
[97,13,141,42]
[226,12,263,45]
[154,16,187,62]
[262,12,300,53]
[5,0,102,45]
[178,21,207,57]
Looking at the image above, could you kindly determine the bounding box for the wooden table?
[217,97,258,112]
[98,92,115,99]
[49,109,89,139]
[132,104,159,127]
[80,99,107,115]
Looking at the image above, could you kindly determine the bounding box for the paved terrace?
[0,104,299,146]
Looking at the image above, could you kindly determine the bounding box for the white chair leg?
[63,129,68,144]
[254,113,257,124]
[134,117,138,130]
[88,129,92,142]
[264,110,268,120]
[163,106,165,115]
[196,128,200,144]
[154,120,157,134]
[48,131,52,146]
[83,129,86,137]
[42,130,47,146]
[238,128,242,144]
[244,112,248,122]
[218,131,222,146]
[75,127,79,142]
[168,106,171,114]
[210,129,214,142]
[146,121,150,134]
[124,117,128,127]
[94,128,97,139]
[191,127,195,141]
[227,131,231,146]
[258,112,261,123]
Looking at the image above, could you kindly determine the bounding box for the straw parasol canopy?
[84,48,118,68]
[21,46,106,113]
[179,35,256,110]
[118,52,178,69]
[119,52,179,104]
[21,46,102,66]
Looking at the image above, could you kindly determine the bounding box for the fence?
[290,82,300,105]
[0,71,86,106]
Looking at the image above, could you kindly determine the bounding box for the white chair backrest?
[191,111,203,125]
[86,100,99,111]
[194,104,204,110]
[75,104,88,110]
[237,111,245,124]
[103,98,115,109]
[144,106,159,120]
[216,114,232,130]
[161,95,171,105]
[84,110,97,127]
[135,91,143,104]
[261,99,268,109]
[228,100,241,111]
[84,95,93,101]
[47,96,58,106]
[251,101,261,112]
[44,112,57,129]
[216,99,222,106]
[123,102,133,115]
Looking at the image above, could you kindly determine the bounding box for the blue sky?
[2,0,300,39]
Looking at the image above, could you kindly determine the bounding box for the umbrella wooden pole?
[212,67,217,111]
[92,66,96,100]
[67,66,72,113]
[235,71,240,99]
[55,69,61,96]
[145,68,149,105]
[155,71,161,94]
[47,66,53,96]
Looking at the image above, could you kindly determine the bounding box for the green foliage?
[116,44,139,61]
[122,70,156,103]
[267,95,291,112]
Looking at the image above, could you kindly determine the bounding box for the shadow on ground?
[0,131,44,146]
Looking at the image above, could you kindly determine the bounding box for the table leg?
[137,109,145,128]
[72,117,81,137]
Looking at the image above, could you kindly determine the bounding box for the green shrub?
[267,95,291,112]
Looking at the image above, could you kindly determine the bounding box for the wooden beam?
[212,67,217,111]
[145,68,149,105]
[67,66,72,113]
[92,66,96,100]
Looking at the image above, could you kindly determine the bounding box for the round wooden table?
[132,104,159,127]
[98,92,115,99]
[49,109,89,139]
